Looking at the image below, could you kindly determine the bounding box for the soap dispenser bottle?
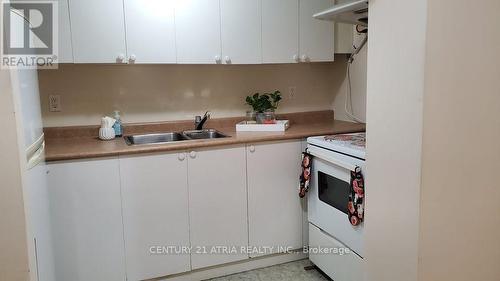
[112,110,123,137]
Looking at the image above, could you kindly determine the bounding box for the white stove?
[306,132,366,281]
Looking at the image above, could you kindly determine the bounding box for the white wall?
[418,1,500,280]
[0,70,31,281]
[363,1,428,281]
[38,63,348,127]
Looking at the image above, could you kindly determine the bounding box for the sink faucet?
[195,111,211,130]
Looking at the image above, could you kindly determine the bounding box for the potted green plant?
[245,91,282,124]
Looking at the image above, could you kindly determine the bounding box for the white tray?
[236,120,290,132]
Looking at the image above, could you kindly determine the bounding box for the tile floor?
[206,259,331,281]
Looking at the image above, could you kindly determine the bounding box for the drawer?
[308,223,364,281]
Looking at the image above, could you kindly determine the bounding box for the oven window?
[318,171,350,214]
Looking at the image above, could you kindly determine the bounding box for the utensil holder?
[99,127,116,140]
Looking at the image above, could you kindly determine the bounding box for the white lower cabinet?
[247,141,304,257]
[119,153,190,280]
[47,158,126,281]
[187,146,249,269]
[46,141,305,279]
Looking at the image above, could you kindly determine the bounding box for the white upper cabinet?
[187,146,249,269]
[120,153,190,280]
[175,0,222,64]
[56,0,73,63]
[65,0,335,64]
[30,0,73,62]
[220,0,262,64]
[299,0,335,62]
[69,0,127,63]
[123,0,176,63]
[262,0,299,63]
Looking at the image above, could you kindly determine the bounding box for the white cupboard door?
[69,0,127,63]
[29,0,73,62]
[299,0,335,62]
[47,158,126,281]
[123,0,176,63]
[188,146,249,269]
[262,0,299,63]
[220,0,261,64]
[119,153,191,280]
[247,141,303,257]
[56,0,73,63]
[175,0,221,64]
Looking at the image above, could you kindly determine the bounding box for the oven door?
[307,144,365,257]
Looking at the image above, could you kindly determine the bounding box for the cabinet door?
[56,0,73,63]
[220,0,261,64]
[299,0,335,62]
[247,141,303,257]
[119,153,190,280]
[175,0,221,64]
[69,0,127,63]
[123,0,176,63]
[187,146,248,269]
[29,0,73,62]
[262,0,299,63]
[47,158,126,281]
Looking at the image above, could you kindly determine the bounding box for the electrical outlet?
[288,86,296,99]
[49,95,61,112]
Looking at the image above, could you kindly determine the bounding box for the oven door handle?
[308,146,358,172]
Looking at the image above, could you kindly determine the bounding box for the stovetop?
[307,132,366,160]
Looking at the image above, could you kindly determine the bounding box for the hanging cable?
[345,29,367,123]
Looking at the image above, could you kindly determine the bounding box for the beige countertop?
[44,111,366,162]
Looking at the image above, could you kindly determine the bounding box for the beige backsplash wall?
[39,61,348,127]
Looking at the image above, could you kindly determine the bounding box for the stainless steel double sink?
[124,129,228,146]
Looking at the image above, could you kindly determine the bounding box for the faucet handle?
[204,111,211,118]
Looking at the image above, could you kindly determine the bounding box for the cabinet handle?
[214,55,221,64]
[178,153,186,161]
[224,56,231,64]
[189,151,197,159]
[293,54,299,62]
[301,54,309,62]
[129,54,136,62]
[249,145,255,153]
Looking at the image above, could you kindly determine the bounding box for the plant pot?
[256,110,276,124]
[262,109,276,124]
[255,112,266,124]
